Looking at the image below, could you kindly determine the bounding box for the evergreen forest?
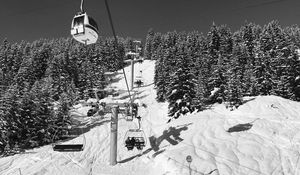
[0,36,138,155]
[147,21,300,119]
[1,20,300,155]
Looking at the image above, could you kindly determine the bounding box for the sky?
[1,0,300,43]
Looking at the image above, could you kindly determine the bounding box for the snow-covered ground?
[1,60,300,175]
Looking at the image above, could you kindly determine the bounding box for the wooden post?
[110,105,119,165]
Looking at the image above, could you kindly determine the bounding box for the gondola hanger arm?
[80,0,84,12]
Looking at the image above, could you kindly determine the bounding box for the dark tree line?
[148,21,300,119]
[0,36,134,155]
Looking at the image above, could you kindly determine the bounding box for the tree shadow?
[108,76,122,84]
[118,90,144,100]
[152,149,165,158]
[138,82,154,88]
[241,97,256,105]
[53,118,111,145]
[71,118,111,136]
[135,94,148,100]
[118,148,153,163]
[207,169,218,174]
[227,123,253,133]
[149,123,192,152]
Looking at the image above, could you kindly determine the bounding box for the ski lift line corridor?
[57,0,133,153]
[102,0,148,154]
[104,0,133,104]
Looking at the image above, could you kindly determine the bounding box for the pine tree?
[151,33,163,60]
[154,59,166,102]
[52,92,73,141]
[144,28,154,60]
[154,47,174,102]
[275,45,300,100]
[192,54,211,111]
[124,37,135,52]
[284,26,300,101]
[206,24,231,102]
[254,21,284,95]
[154,32,180,102]
[0,85,21,152]
[167,43,196,119]
[226,43,244,109]
[207,23,220,65]
[253,50,273,95]
[235,23,261,96]
[0,39,11,87]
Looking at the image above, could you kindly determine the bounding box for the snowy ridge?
[1,60,300,175]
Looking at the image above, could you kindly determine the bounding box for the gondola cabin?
[71,12,99,45]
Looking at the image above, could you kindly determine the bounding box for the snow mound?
[151,95,300,175]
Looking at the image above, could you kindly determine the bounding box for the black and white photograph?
[1,0,300,174]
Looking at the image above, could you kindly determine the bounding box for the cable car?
[71,0,99,45]
[71,12,99,45]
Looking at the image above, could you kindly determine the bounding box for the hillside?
[1,60,300,175]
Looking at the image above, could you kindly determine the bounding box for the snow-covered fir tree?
[167,43,196,119]
[144,28,154,60]
[226,43,245,109]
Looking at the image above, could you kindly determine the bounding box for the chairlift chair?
[135,70,143,87]
[137,59,144,64]
[124,103,134,121]
[134,76,144,87]
[124,102,138,121]
[104,86,119,97]
[124,129,146,150]
[52,127,86,152]
[53,144,84,152]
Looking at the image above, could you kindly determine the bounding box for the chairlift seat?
[125,137,135,150]
[124,128,146,150]
[126,115,134,121]
[51,126,86,152]
[134,80,144,87]
[125,136,145,150]
[53,144,84,152]
[134,137,145,147]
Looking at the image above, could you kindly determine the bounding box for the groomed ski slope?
[1,60,300,175]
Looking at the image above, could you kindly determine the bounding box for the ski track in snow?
[1,60,300,175]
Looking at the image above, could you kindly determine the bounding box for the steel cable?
[104,0,132,103]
